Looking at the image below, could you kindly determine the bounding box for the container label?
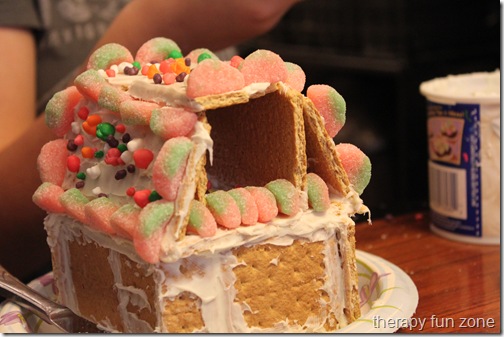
[427,102,482,237]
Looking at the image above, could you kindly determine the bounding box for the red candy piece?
[67,155,80,173]
[104,148,124,166]
[186,59,245,99]
[133,149,154,169]
[134,189,151,208]
[239,49,288,85]
[230,55,244,68]
[37,139,68,186]
[77,106,89,120]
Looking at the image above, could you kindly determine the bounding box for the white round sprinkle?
[92,186,102,195]
[120,150,133,163]
[86,165,101,180]
[127,138,144,152]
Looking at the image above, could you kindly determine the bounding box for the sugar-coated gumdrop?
[32,182,65,213]
[135,37,181,64]
[335,143,371,195]
[152,137,193,201]
[110,204,141,240]
[119,100,160,125]
[306,173,331,212]
[239,49,288,85]
[228,188,258,226]
[245,186,278,223]
[87,43,134,70]
[150,107,198,140]
[186,59,245,99]
[134,200,174,263]
[307,84,346,138]
[187,200,217,237]
[185,48,219,64]
[45,86,83,137]
[97,85,131,113]
[37,139,68,186]
[84,197,119,234]
[284,62,306,92]
[74,69,107,102]
[205,190,241,229]
[59,188,89,223]
[265,179,300,216]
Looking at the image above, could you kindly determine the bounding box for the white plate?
[0,250,418,333]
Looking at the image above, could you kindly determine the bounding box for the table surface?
[355,211,500,333]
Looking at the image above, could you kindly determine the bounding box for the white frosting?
[45,190,365,333]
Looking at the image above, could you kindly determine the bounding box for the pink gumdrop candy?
[306,173,331,212]
[150,107,198,140]
[284,62,306,92]
[307,84,346,138]
[97,85,131,113]
[335,143,372,195]
[59,188,89,223]
[152,137,193,201]
[205,190,241,229]
[245,187,278,223]
[119,100,160,125]
[110,204,141,240]
[32,182,65,213]
[74,69,107,102]
[185,48,219,64]
[228,188,259,226]
[87,43,134,70]
[187,200,217,237]
[134,200,174,263]
[45,86,83,137]
[186,59,245,99]
[37,139,68,186]
[135,37,181,64]
[265,179,300,216]
[84,197,119,234]
[239,49,288,85]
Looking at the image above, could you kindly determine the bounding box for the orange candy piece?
[82,115,102,135]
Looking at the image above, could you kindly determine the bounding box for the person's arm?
[0,28,38,151]
[0,28,56,281]
[90,0,299,59]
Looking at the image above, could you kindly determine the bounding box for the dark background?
[239,0,500,219]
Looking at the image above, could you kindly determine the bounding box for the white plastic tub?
[420,70,500,245]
